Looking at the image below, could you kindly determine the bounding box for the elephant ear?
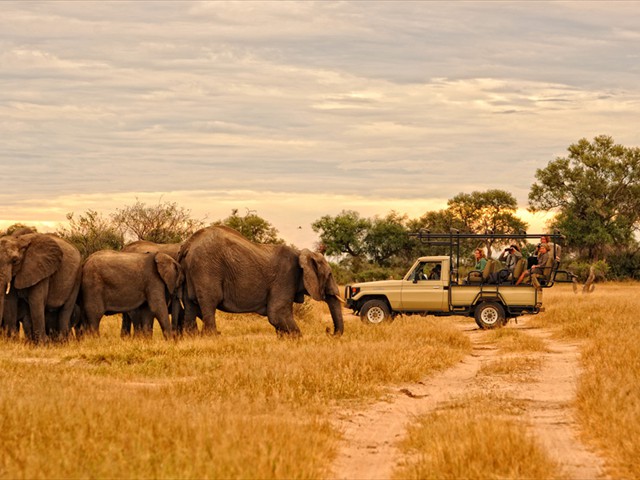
[299,249,333,301]
[14,235,63,289]
[155,253,181,294]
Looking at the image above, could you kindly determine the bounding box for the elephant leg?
[45,310,59,339]
[194,287,220,335]
[121,312,133,338]
[56,272,81,341]
[267,302,301,338]
[170,296,184,335]
[27,281,49,343]
[148,304,172,339]
[21,309,33,340]
[146,289,172,339]
[182,299,199,335]
[132,308,153,339]
[202,311,219,335]
[2,291,19,338]
[82,303,104,337]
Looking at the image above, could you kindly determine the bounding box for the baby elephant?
[80,251,183,339]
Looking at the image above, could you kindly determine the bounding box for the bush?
[606,250,640,280]
[562,259,609,282]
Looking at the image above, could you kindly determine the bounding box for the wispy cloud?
[1,1,639,244]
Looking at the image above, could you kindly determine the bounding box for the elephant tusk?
[180,299,185,310]
[5,280,10,295]
[334,294,346,304]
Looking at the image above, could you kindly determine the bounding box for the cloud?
[0,1,639,246]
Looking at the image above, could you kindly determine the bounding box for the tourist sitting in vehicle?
[516,243,551,286]
[466,248,488,284]
[474,248,487,271]
[498,244,523,274]
[428,263,441,280]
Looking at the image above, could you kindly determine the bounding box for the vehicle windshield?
[412,261,442,281]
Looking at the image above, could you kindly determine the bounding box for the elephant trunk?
[325,294,344,337]
[171,285,184,335]
[0,285,5,328]
[0,268,10,328]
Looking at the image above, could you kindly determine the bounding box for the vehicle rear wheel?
[474,302,505,329]
[360,300,392,325]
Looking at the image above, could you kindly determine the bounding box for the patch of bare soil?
[329,316,608,480]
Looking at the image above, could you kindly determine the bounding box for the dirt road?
[329,316,608,479]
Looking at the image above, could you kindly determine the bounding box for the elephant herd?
[0,226,344,343]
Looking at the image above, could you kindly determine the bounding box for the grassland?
[1,283,639,479]
[531,283,640,479]
[393,283,640,479]
[0,307,469,479]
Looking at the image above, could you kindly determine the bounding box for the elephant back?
[124,240,182,261]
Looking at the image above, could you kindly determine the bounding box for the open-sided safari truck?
[344,231,564,329]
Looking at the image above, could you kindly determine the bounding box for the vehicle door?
[401,260,447,311]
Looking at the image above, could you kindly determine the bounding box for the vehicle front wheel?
[474,302,505,329]
[360,300,393,325]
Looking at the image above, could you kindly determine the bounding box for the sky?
[1,1,639,247]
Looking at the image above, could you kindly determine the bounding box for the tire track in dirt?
[329,317,608,480]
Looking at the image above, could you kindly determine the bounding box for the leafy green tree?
[57,210,124,258]
[363,211,411,266]
[212,209,283,244]
[406,210,469,259]
[312,210,371,258]
[112,199,204,244]
[529,135,640,260]
[448,189,527,256]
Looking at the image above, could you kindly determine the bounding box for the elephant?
[79,250,183,339]
[1,289,29,338]
[178,225,344,337]
[120,240,184,337]
[0,232,82,342]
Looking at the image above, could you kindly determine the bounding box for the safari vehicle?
[344,231,563,329]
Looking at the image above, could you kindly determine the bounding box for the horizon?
[1,1,638,247]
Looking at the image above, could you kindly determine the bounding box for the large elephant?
[178,225,344,337]
[1,290,29,338]
[0,232,82,342]
[120,240,184,336]
[80,250,183,339]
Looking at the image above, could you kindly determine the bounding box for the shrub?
[606,250,640,280]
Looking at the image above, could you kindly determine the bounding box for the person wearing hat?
[516,243,551,285]
[498,244,523,274]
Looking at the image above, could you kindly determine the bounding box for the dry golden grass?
[0,306,470,479]
[532,283,640,479]
[394,393,560,480]
[484,327,549,353]
[478,356,542,382]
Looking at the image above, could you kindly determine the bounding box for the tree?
[363,211,411,266]
[312,210,371,258]
[111,199,204,244]
[406,210,469,259]
[529,135,640,260]
[212,209,283,244]
[57,210,124,258]
[447,189,528,255]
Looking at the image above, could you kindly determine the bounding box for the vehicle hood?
[352,279,403,289]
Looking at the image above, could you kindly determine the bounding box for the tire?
[360,300,392,325]
[474,302,505,330]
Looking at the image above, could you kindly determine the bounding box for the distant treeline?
[4,136,640,281]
